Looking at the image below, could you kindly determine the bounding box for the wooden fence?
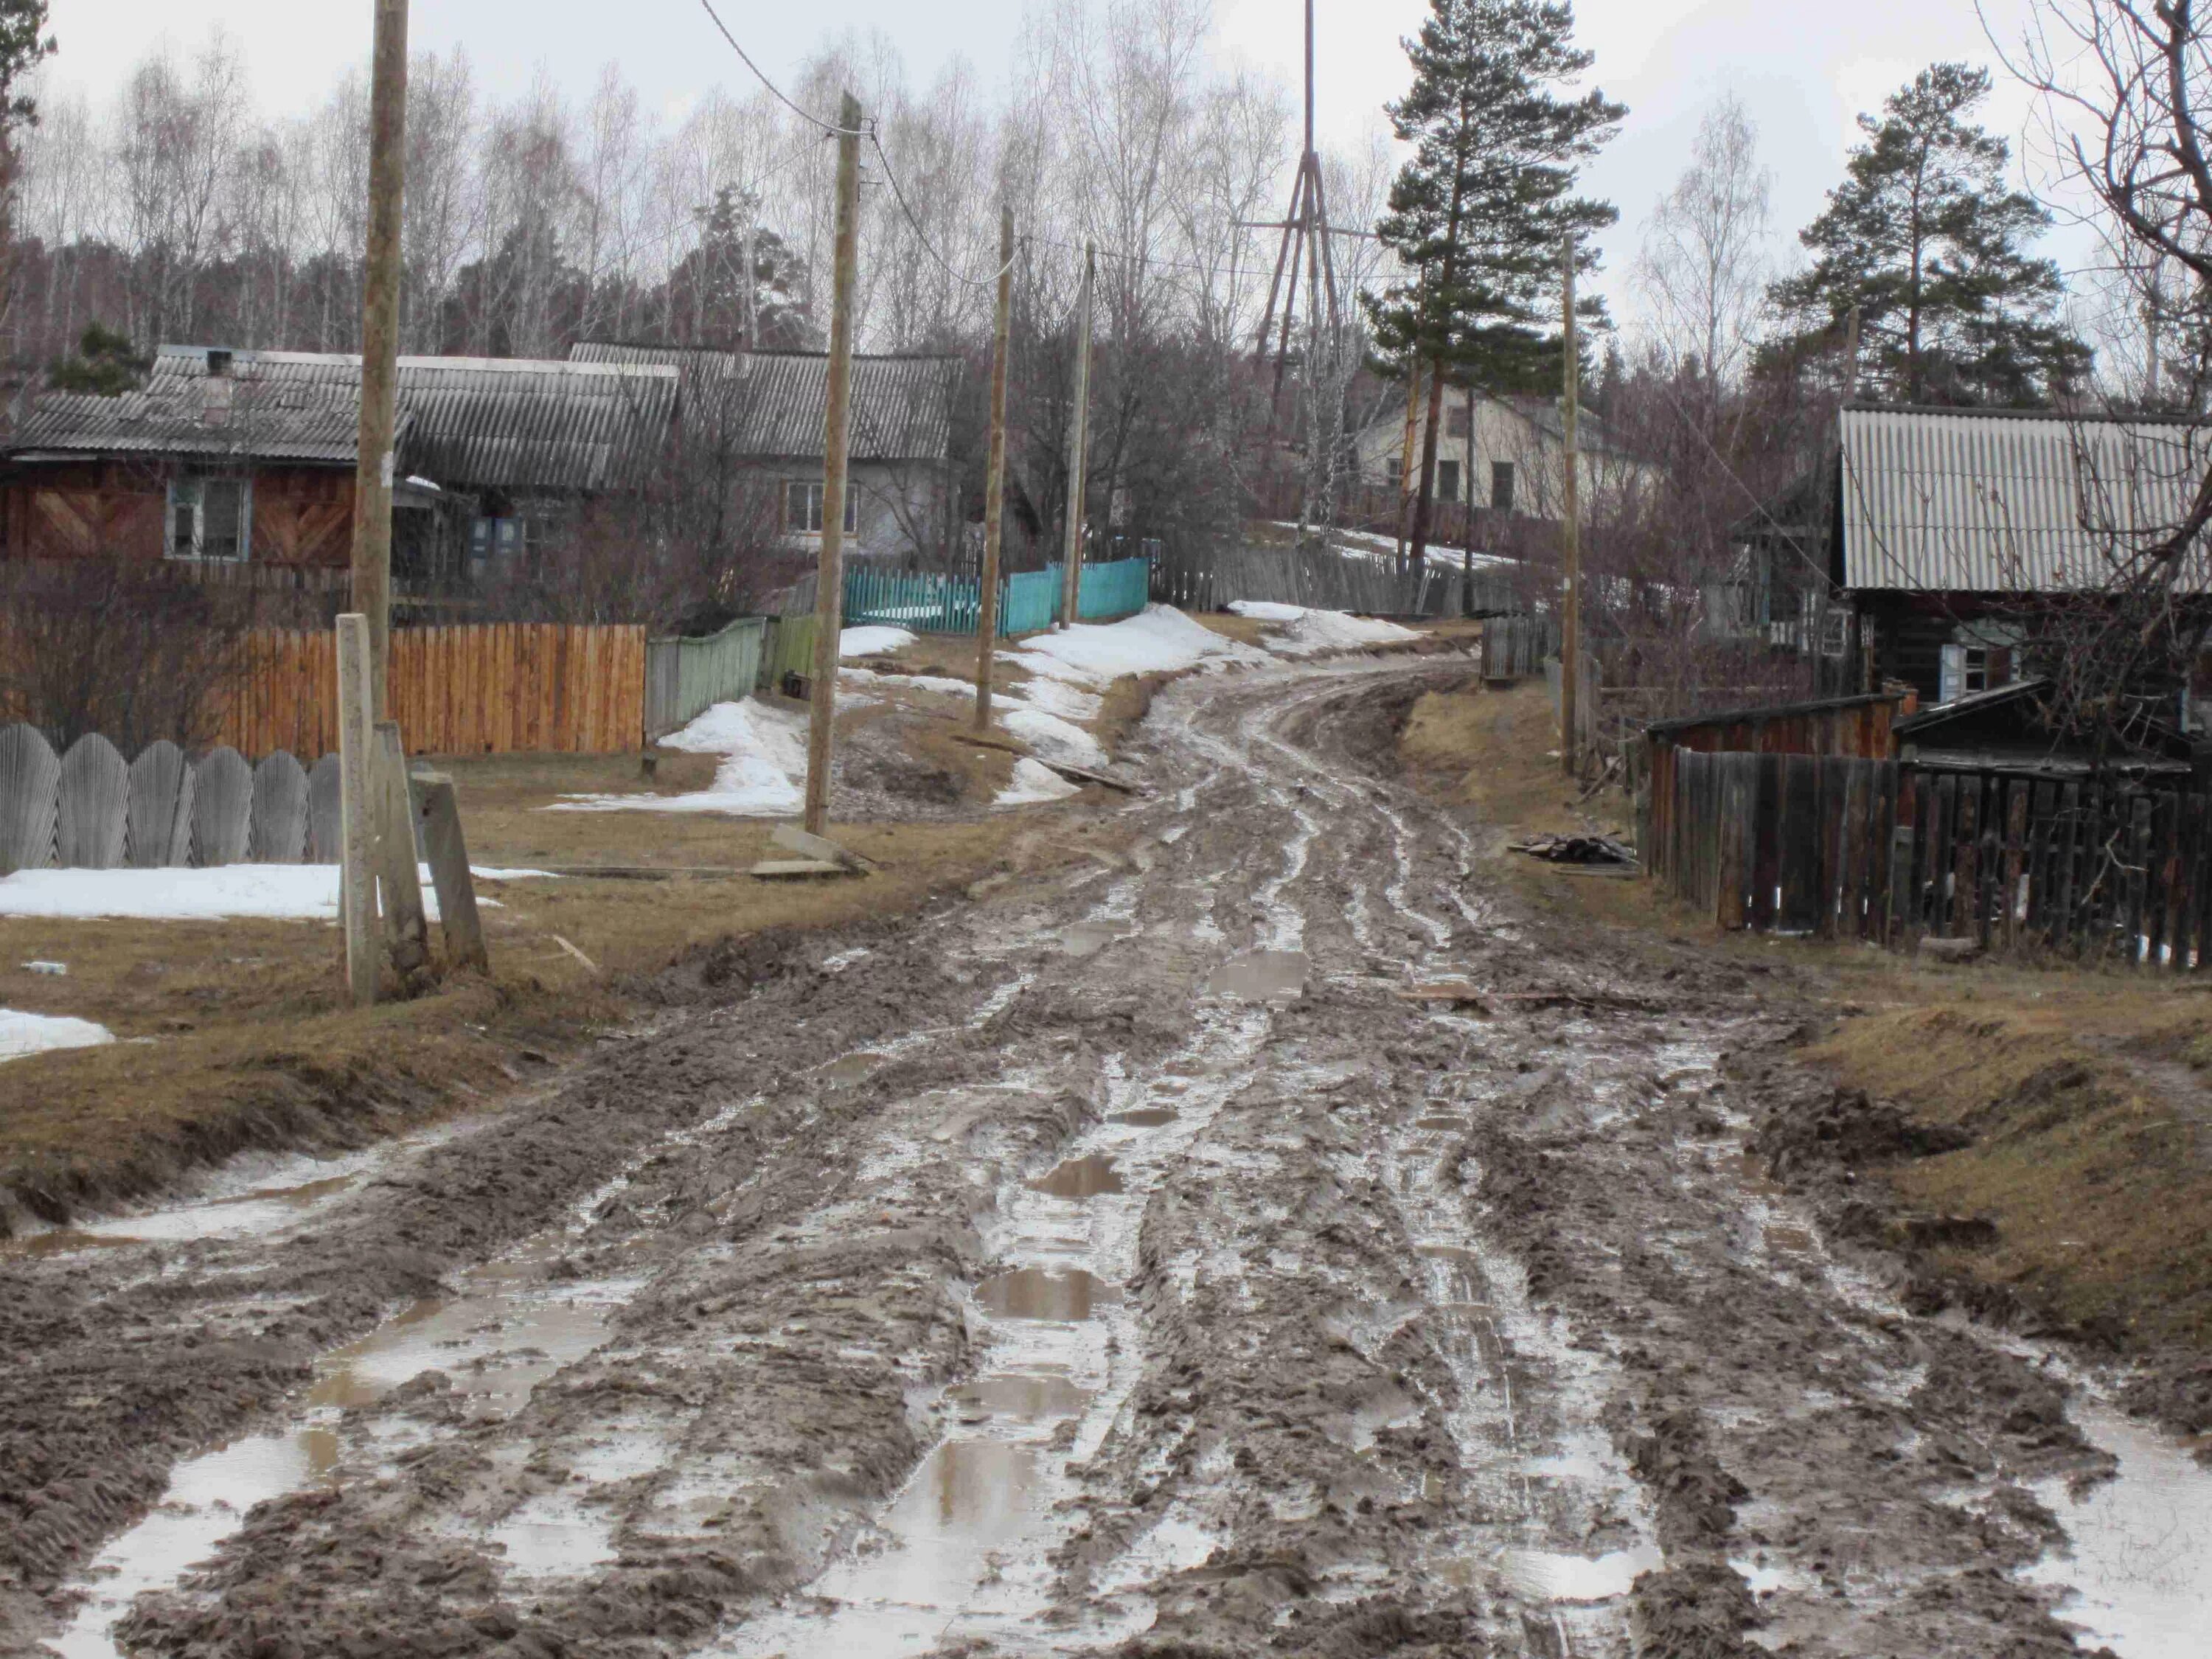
[1481,614,1557,678]
[645,616,768,740]
[1150,540,1523,618]
[1647,747,2212,967]
[0,722,340,873]
[212,622,647,757]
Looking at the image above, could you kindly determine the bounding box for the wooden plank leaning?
[336,614,380,1005]
[414,771,487,973]
[373,720,430,975]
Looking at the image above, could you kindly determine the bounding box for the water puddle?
[1497,1544,1664,1603]
[1058,921,1135,958]
[48,1259,641,1659]
[820,1051,886,1083]
[2023,1395,2212,1658]
[973,1266,1110,1321]
[1763,1225,1818,1257]
[1110,1107,1178,1128]
[1416,1114,1470,1132]
[1206,949,1307,1001]
[1029,1155,1123,1198]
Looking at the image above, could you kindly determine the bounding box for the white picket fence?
[0,723,341,873]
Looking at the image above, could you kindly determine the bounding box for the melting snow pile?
[995,758,1082,807]
[0,866,546,922]
[1228,600,1420,657]
[1002,706,1108,770]
[0,1008,114,1063]
[840,625,917,658]
[1010,605,1264,693]
[554,698,808,817]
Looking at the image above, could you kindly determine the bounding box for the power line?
[867,129,1005,291]
[695,0,858,136]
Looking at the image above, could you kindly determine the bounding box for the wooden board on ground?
[771,823,872,869]
[950,728,1140,793]
[751,858,860,881]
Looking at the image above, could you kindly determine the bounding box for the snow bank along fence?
[218,623,647,757]
[841,555,1152,638]
[1151,540,1522,619]
[644,616,768,741]
[1646,745,2212,967]
[0,722,348,874]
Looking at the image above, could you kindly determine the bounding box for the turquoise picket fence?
[1075,557,1149,622]
[845,556,1152,639]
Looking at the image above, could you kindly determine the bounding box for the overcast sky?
[38,0,2095,316]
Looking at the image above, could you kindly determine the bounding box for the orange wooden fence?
[212,623,648,757]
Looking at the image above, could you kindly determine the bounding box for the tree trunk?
[1409,359,1448,578]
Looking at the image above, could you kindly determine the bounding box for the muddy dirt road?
[6,658,2209,1659]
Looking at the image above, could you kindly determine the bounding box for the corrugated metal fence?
[1647,748,2212,967]
[645,616,768,740]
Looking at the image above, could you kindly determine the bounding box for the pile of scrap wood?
[1507,832,1635,869]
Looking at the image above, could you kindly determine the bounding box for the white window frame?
[785,479,857,536]
[165,475,251,563]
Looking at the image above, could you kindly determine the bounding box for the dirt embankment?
[1392,669,2212,1451]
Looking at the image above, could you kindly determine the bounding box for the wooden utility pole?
[335,614,378,1005]
[1559,234,1582,778]
[349,0,408,717]
[1394,359,1422,567]
[1058,243,1095,631]
[973,205,1014,730]
[803,91,863,837]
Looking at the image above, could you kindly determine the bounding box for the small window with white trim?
[785,479,857,535]
[166,476,250,562]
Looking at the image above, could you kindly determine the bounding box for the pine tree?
[1367,0,1623,568]
[1767,63,2088,407]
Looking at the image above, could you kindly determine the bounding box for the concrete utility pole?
[803,91,863,838]
[1559,234,1582,779]
[349,0,408,717]
[1058,243,1095,632]
[335,614,378,1006]
[973,205,1014,730]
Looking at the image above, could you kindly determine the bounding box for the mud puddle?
[1206,948,1307,1001]
[68,1142,426,1246]
[2022,1393,2212,1657]
[1029,1154,1123,1197]
[714,1006,1270,1656]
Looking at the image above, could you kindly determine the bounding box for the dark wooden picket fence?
[1646,748,2212,967]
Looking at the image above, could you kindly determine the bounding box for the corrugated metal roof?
[7,380,400,466]
[568,343,956,462]
[143,347,679,492]
[1840,406,2212,594]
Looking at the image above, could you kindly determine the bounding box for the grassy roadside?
[1397,669,2212,1371]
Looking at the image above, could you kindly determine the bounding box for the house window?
[1938,640,2014,703]
[1445,403,1470,439]
[1436,459,1460,504]
[785,480,857,535]
[1491,462,1515,512]
[1386,456,1403,490]
[165,476,250,562]
[469,516,526,566]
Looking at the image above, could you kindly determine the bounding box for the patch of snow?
[1002,707,1109,771]
[841,667,975,698]
[1226,599,1307,622]
[1009,605,1264,690]
[554,698,806,817]
[0,866,546,922]
[1004,672,1102,723]
[1228,601,1421,657]
[22,961,66,975]
[0,1008,115,1062]
[995,759,1082,807]
[840,625,917,658]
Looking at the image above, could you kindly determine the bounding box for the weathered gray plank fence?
[645,616,770,740]
[1151,541,1520,618]
[0,723,344,873]
[1647,748,2212,967]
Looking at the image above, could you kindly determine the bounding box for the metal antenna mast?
[1251,0,1340,399]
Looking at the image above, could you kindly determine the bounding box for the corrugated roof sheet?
[568,343,956,462]
[1840,406,2212,594]
[142,347,679,492]
[8,380,399,466]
